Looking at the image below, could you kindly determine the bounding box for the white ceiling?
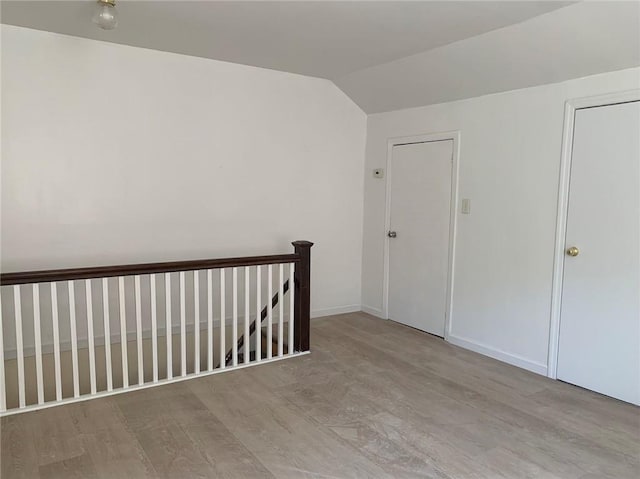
[1,1,573,79]
[2,1,638,113]
[337,1,640,112]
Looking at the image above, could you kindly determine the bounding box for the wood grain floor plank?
[189,373,391,478]
[0,414,40,479]
[115,381,272,478]
[38,453,97,479]
[24,408,85,467]
[179,414,276,479]
[68,399,158,479]
[341,317,639,472]
[2,312,638,478]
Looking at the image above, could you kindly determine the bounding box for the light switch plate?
[373,168,384,179]
[461,198,471,214]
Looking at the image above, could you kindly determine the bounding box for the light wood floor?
[1,312,638,478]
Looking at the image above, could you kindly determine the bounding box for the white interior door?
[388,140,452,336]
[558,101,640,405]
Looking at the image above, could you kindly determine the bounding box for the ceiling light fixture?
[92,0,118,30]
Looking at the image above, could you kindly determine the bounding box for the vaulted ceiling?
[2,1,639,113]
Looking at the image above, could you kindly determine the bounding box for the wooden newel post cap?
[292,241,314,249]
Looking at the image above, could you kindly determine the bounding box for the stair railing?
[0,240,313,416]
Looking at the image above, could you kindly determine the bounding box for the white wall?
[1,25,367,318]
[362,67,640,374]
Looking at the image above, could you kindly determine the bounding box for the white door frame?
[547,89,640,379]
[382,130,461,340]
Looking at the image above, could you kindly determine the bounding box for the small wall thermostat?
[373,168,384,179]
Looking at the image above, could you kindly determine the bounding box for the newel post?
[292,240,313,352]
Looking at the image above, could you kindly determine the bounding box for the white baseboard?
[361,305,386,319]
[311,304,361,318]
[447,334,548,376]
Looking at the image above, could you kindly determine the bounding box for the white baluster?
[256,266,261,363]
[13,286,25,407]
[279,264,284,357]
[219,269,225,369]
[118,277,128,388]
[207,269,213,371]
[165,273,172,380]
[180,271,186,377]
[0,292,5,412]
[33,284,44,404]
[267,264,273,359]
[244,266,250,364]
[150,275,158,383]
[51,282,62,400]
[68,281,79,398]
[232,267,238,367]
[102,278,113,392]
[134,275,143,385]
[289,263,295,355]
[85,280,96,395]
[194,271,200,374]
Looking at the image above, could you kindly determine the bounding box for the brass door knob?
[566,246,580,257]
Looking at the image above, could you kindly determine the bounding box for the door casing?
[547,89,640,379]
[382,131,461,341]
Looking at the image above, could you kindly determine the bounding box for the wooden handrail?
[0,253,300,285]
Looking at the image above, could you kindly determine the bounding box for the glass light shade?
[92,1,118,30]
